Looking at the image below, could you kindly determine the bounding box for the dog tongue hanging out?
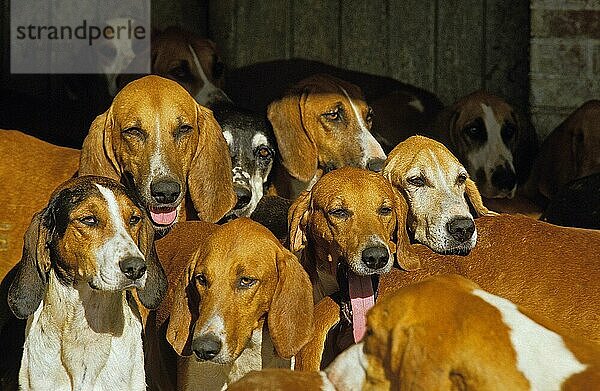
[150,207,178,226]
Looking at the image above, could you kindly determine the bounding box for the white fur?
[223,130,233,147]
[251,133,268,149]
[99,17,137,96]
[466,104,516,198]
[19,272,145,391]
[473,289,587,390]
[408,98,425,113]
[197,313,230,363]
[325,342,368,390]
[149,116,170,183]
[188,44,231,106]
[93,184,146,290]
[338,85,386,167]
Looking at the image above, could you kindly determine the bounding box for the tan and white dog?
[5,176,167,391]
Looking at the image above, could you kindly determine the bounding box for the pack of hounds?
[0,27,599,391]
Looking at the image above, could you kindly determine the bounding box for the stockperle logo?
[11,0,150,74]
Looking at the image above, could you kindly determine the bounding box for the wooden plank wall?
[208,0,530,109]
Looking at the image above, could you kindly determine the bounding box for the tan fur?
[146,219,313,390]
[0,130,80,278]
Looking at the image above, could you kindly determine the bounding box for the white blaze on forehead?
[338,85,387,164]
[473,289,587,389]
[223,130,233,146]
[188,44,231,106]
[251,133,268,149]
[149,116,169,181]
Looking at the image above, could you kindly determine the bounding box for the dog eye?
[407,176,426,187]
[169,62,192,81]
[175,124,193,138]
[328,208,351,219]
[196,273,208,287]
[456,173,468,185]
[378,206,393,216]
[129,215,142,225]
[238,276,257,289]
[322,107,342,121]
[122,127,145,140]
[366,107,374,124]
[502,123,517,141]
[256,146,273,160]
[79,215,98,227]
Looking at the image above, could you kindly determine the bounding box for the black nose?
[119,256,147,280]
[234,186,252,209]
[361,245,389,270]
[366,158,385,173]
[150,180,181,204]
[491,164,516,192]
[446,217,475,243]
[192,334,222,361]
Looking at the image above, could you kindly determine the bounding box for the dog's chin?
[425,238,475,256]
[88,276,144,291]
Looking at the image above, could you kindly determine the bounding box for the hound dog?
[267,74,387,198]
[382,135,496,254]
[432,90,538,201]
[295,212,600,370]
[525,100,600,206]
[234,275,600,390]
[118,26,231,107]
[288,167,419,344]
[212,103,277,217]
[145,218,313,390]
[2,176,167,391]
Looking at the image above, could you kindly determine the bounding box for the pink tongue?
[150,208,178,226]
[348,273,375,343]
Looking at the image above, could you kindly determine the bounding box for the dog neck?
[176,321,290,391]
[19,271,145,391]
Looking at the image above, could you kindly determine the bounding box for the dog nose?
[150,180,181,204]
[119,256,147,280]
[366,158,385,172]
[446,217,475,243]
[491,165,517,192]
[361,245,389,270]
[192,334,222,361]
[234,186,252,209]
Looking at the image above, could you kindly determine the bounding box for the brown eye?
[256,146,273,160]
[175,124,193,138]
[79,215,98,227]
[129,215,142,225]
[328,208,351,219]
[457,173,468,186]
[322,107,342,121]
[196,273,208,287]
[238,276,257,289]
[407,176,426,187]
[378,206,392,216]
[122,127,145,140]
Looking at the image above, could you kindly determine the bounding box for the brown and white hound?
[4,176,166,391]
[145,218,313,390]
[432,90,538,200]
[267,74,387,198]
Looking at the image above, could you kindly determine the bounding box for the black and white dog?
[212,103,277,217]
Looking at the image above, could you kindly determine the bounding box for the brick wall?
[531,0,600,139]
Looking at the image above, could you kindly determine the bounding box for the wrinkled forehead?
[456,98,514,126]
[408,148,466,178]
[111,92,197,128]
[312,174,394,208]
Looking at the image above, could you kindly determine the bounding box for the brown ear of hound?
[296,214,600,372]
[146,218,313,390]
[0,129,80,281]
[267,74,386,198]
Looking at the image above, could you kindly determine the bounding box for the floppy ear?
[166,249,201,357]
[268,92,318,183]
[288,190,311,253]
[188,104,236,222]
[8,209,52,319]
[464,178,497,216]
[392,188,421,271]
[79,109,120,179]
[136,216,168,309]
[268,250,314,359]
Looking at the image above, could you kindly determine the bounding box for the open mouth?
[336,262,380,343]
[149,206,178,226]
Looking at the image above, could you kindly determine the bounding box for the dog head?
[213,104,277,217]
[437,90,537,199]
[79,75,236,233]
[267,74,386,184]
[165,218,313,363]
[383,136,494,255]
[8,176,167,319]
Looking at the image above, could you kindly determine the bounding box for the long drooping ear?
[7,209,52,319]
[268,92,318,183]
[268,250,314,359]
[136,216,168,309]
[188,104,236,222]
[166,249,201,356]
[79,109,121,179]
[464,178,497,216]
[392,188,421,271]
[288,190,312,253]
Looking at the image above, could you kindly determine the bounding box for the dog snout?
[234,186,252,210]
[361,245,389,270]
[491,164,516,193]
[192,334,222,361]
[366,158,385,173]
[119,256,147,281]
[150,179,181,204]
[446,217,475,243]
